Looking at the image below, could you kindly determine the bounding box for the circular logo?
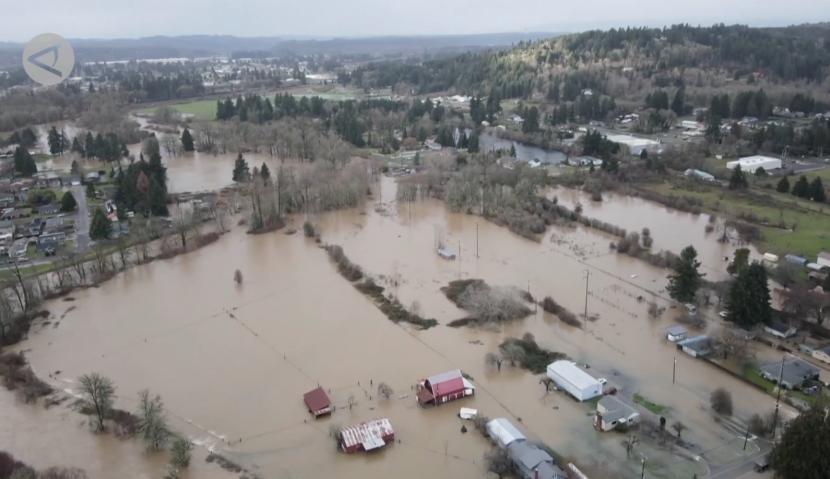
[22,33,75,86]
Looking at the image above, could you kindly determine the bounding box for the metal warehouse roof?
[487,418,526,447]
[339,418,394,450]
[546,361,600,390]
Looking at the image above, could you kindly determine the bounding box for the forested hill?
[349,23,830,99]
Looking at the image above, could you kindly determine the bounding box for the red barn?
[338,418,395,453]
[416,369,475,407]
[303,387,332,418]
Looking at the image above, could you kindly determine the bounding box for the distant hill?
[350,23,830,98]
[0,32,557,69]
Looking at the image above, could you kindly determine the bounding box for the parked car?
[754,456,770,472]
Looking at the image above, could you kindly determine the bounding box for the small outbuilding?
[338,418,395,453]
[417,369,475,407]
[666,325,688,343]
[813,345,830,365]
[677,335,713,358]
[594,396,640,432]
[818,252,830,269]
[303,387,332,418]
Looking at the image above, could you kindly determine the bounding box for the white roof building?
[486,418,526,448]
[726,156,782,171]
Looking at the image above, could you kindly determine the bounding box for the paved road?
[71,184,90,253]
[708,439,771,479]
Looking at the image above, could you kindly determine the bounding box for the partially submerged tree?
[726,262,771,328]
[78,373,115,432]
[484,448,513,479]
[136,389,169,451]
[667,246,704,303]
[377,382,394,400]
[710,388,733,416]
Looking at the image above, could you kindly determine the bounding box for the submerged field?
[3,174,794,479]
[642,179,830,258]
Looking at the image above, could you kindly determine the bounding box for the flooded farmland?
[5,171,793,478]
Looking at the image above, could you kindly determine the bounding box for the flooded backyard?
[4,171,793,478]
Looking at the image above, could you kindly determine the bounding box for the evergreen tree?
[671,86,686,115]
[60,191,77,212]
[89,208,112,240]
[667,246,704,303]
[468,131,480,153]
[776,176,790,193]
[770,404,830,479]
[726,262,771,328]
[810,177,826,203]
[260,162,271,183]
[71,136,85,156]
[148,177,169,216]
[84,132,95,158]
[728,164,748,190]
[86,182,96,199]
[232,154,250,182]
[791,175,810,198]
[13,146,37,176]
[47,126,62,155]
[181,128,195,152]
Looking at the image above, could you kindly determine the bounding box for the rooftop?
[303,387,331,413]
[760,359,819,385]
[547,361,599,390]
[339,418,394,451]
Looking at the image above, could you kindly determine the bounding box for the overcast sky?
[3,0,828,41]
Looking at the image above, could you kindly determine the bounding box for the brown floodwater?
[0,388,228,479]
[35,120,275,194]
[553,187,761,279]
[7,162,793,477]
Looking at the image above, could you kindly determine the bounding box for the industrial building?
[546,360,603,401]
[726,156,782,172]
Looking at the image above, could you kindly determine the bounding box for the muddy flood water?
[5,170,794,478]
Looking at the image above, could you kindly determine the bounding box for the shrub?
[303,222,316,238]
[498,334,567,373]
[710,388,733,415]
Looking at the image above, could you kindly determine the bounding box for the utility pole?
[583,270,590,321]
[772,355,785,439]
[743,423,751,450]
[672,355,677,385]
[476,223,479,259]
[640,457,646,479]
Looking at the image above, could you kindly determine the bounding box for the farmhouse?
[416,369,475,407]
[546,361,602,402]
[594,396,640,432]
[303,387,332,418]
[338,418,394,453]
[726,155,782,172]
[507,441,567,479]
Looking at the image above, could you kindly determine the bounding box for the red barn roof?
[303,387,331,415]
[426,369,465,397]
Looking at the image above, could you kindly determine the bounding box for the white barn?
[726,156,782,172]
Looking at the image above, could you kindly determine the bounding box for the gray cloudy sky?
[3,0,828,41]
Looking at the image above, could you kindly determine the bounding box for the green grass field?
[633,393,667,414]
[136,99,218,121]
[644,179,830,258]
[135,86,361,121]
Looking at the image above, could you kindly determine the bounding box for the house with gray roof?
[594,396,640,432]
[759,359,819,390]
[506,441,567,479]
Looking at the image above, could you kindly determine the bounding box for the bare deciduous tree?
[79,373,115,432]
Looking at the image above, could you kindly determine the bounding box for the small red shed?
[416,369,475,407]
[303,387,332,418]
